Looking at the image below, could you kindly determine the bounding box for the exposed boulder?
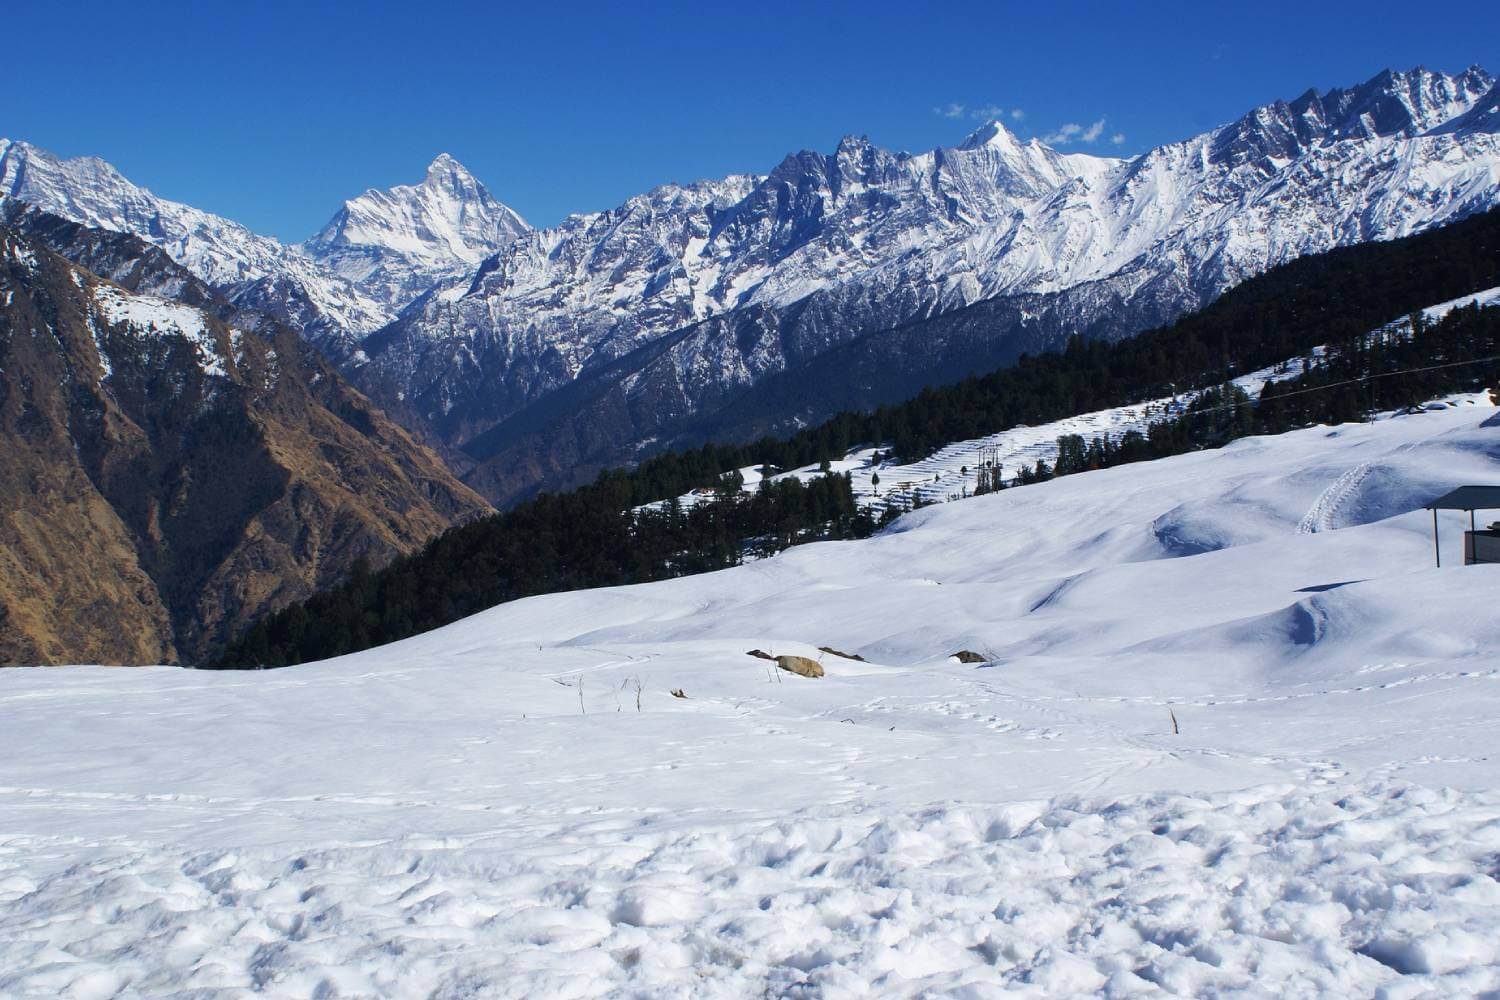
[776,655,825,678]
[951,650,989,664]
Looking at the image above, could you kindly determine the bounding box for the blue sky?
[8,0,1496,240]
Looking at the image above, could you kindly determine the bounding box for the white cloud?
[936,103,1026,124]
[1110,133,1126,145]
[1041,117,1109,146]
[1041,122,1081,144]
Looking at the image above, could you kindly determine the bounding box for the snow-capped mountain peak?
[1209,65,1495,167]
[426,150,466,177]
[1431,80,1500,136]
[0,140,523,358]
[1337,64,1493,137]
[958,118,1026,152]
[307,153,528,258]
[420,152,499,202]
[300,154,529,313]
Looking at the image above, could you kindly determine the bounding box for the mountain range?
[382,65,1500,500]
[7,66,1499,504]
[2,63,1499,662]
[0,139,530,359]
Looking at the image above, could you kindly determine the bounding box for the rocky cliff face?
[0,217,491,665]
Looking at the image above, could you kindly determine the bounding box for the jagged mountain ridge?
[0,214,491,665]
[0,138,385,355]
[358,65,1500,502]
[0,141,526,359]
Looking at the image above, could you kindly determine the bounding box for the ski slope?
[3,400,1500,996]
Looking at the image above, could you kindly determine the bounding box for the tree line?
[999,303,1498,488]
[216,469,883,668]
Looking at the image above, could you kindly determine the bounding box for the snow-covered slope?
[4,402,1500,993]
[654,350,1336,518]
[301,153,529,314]
[367,66,1500,459]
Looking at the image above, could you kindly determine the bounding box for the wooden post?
[1433,508,1441,568]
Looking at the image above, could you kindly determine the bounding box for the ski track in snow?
[1298,462,1374,534]
[3,402,1500,996]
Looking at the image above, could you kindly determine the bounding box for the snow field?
[5,783,1500,997]
[2,402,1500,995]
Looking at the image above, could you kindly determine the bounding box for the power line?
[1170,353,1500,419]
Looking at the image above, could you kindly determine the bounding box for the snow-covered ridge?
[656,345,1324,517]
[1415,284,1500,323]
[648,288,1500,517]
[0,138,390,348]
[91,282,227,378]
[4,403,1500,993]
[0,142,527,355]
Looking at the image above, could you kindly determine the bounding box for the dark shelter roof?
[1426,486,1500,511]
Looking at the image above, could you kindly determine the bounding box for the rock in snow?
[776,654,825,678]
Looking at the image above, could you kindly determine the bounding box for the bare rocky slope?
[0,214,490,665]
